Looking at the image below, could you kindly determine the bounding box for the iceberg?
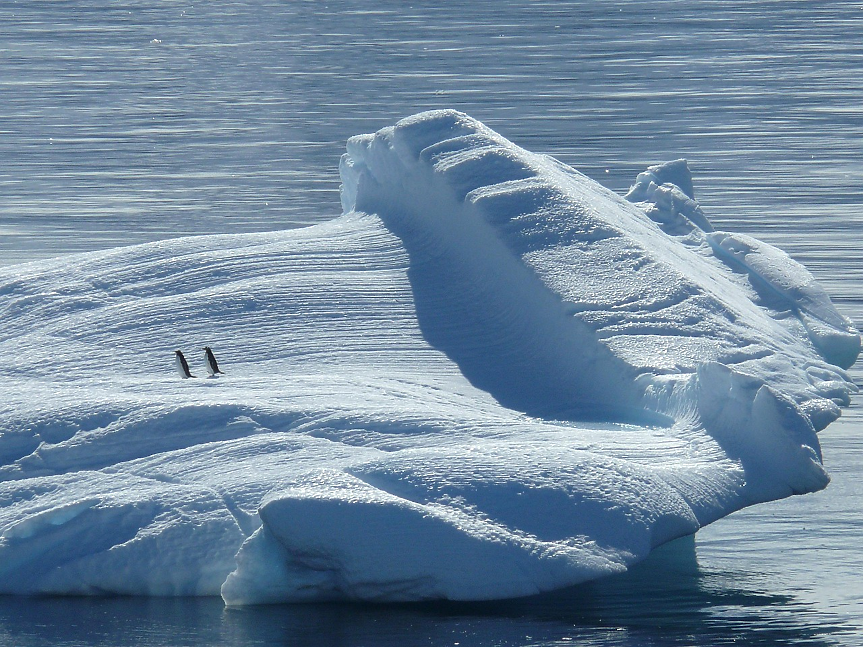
[0,110,857,604]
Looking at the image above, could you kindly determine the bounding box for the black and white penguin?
[174,350,195,378]
[203,346,223,376]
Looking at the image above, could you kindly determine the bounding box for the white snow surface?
[0,110,858,604]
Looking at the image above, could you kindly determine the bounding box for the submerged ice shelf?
[0,111,858,604]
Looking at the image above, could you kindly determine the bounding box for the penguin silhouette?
[203,346,223,376]
[174,350,195,378]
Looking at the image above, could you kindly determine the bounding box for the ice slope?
[0,110,858,604]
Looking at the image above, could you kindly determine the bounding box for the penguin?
[174,350,195,378]
[203,346,223,376]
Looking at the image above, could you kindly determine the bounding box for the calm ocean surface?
[1,1,861,645]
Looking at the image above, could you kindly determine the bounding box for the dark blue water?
[1,1,861,645]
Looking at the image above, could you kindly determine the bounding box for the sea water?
[1,1,861,645]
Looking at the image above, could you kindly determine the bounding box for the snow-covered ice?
[0,110,858,604]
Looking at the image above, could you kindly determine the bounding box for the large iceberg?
[0,110,858,604]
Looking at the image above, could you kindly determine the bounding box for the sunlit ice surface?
[1,111,857,606]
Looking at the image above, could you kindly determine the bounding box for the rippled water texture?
[1,1,862,645]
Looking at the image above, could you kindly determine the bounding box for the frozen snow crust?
[0,110,858,604]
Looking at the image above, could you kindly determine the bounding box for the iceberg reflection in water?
[0,538,847,647]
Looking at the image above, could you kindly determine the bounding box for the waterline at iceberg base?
[0,110,858,605]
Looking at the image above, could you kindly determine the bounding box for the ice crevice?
[0,110,859,603]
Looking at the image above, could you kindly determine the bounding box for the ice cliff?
[0,110,858,603]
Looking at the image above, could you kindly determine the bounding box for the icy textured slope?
[0,111,858,603]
